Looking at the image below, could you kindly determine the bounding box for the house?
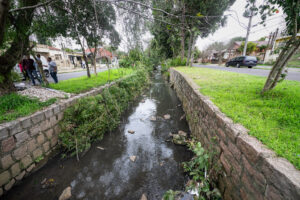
[33,44,84,69]
[264,33,300,63]
[85,48,117,66]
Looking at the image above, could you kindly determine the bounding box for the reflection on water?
[4,72,192,200]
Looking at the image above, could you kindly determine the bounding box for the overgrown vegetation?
[161,57,187,72]
[59,70,149,157]
[0,93,56,123]
[177,67,300,169]
[163,140,221,200]
[49,68,134,94]
[183,141,221,200]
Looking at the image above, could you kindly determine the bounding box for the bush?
[161,57,187,72]
[59,70,149,157]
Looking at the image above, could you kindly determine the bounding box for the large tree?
[150,0,236,65]
[0,0,42,95]
[261,0,300,93]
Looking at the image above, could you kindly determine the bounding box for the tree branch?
[9,0,57,12]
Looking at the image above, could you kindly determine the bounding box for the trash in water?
[130,156,137,162]
[128,130,135,134]
[97,146,105,150]
[180,114,186,121]
[164,114,171,120]
[150,116,156,121]
[140,193,147,200]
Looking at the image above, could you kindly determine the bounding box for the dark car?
[226,56,257,68]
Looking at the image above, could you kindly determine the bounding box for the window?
[55,54,62,60]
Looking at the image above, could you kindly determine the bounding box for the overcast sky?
[195,0,285,50]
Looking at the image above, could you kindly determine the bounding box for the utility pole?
[243,8,254,56]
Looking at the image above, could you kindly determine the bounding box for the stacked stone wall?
[0,82,117,195]
[170,68,300,200]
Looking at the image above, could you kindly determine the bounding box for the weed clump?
[59,70,149,157]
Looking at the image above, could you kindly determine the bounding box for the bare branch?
[9,0,58,12]
[113,2,190,31]
[99,0,226,19]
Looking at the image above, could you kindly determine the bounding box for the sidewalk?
[58,68,85,74]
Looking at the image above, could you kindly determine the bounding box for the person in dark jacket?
[47,57,58,83]
[23,55,42,85]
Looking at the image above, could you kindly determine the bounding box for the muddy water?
[4,72,192,200]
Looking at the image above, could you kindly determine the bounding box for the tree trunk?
[0,0,40,95]
[93,47,97,76]
[262,37,300,94]
[218,53,223,65]
[180,1,185,60]
[186,32,192,66]
[78,39,91,78]
[32,54,49,86]
[83,53,91,78]
[187,31,195,67]
[0,0,9,45]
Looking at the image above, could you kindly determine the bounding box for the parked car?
[226,56,257,68]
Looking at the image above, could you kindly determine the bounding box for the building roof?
[48,46,61,51]
[85,48,114,58]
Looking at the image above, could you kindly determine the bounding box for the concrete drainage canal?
[3,72,194,200]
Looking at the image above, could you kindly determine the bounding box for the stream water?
[3,71,193,200]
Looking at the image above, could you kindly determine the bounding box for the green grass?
[287,52,300,68]
[49,68,135,93]
[177,67,300,169]
[259,52,300,68]
[0,93,56,123]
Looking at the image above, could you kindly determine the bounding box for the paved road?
[47,68,110,83]
[193,64,300,82]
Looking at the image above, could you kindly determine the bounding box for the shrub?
[59,70,149,157]
[161,57,187,72]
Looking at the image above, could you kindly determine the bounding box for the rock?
[140,193,147,200]
[41,178,56,189]
[97,146,105,150]
[141,100,145,103]
[172,134,187,145]
[128,130,135,134]
[150,116,156,121]
[130,156,137,162]
[14,83,27,91]
[177,192,194,200]
[18,86,69,102]
[59,186,72,200]
[164,114,171,120]
[178,130,187,137]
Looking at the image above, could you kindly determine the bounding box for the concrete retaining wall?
[170,68,300,200]
[0,82,118,196]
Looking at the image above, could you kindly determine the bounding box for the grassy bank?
[59,70,149,156]
[0,93,56,123]
[49,68,134,93]
[177,67,300,169]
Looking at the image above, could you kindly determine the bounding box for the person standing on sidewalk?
[47,57,58,83]
[35,54,49,85]
[23,55,42,85]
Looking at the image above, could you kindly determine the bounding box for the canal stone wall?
[0,82,118,196]
[170,68,300,200]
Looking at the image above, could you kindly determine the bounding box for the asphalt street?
[47,68,110,83]
[192,64,300,82]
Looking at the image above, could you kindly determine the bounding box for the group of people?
[19,55,59,85]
